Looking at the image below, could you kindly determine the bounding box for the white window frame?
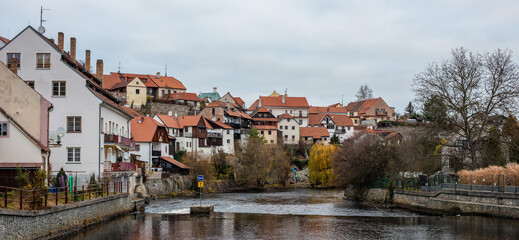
[67,147,81,162]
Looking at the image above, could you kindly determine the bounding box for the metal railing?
[104,133,135,149]
[0,181,129,210]
[417,174,519,194]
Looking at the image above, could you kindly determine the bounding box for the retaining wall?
[394,189,519,218]
[0,194,136,240]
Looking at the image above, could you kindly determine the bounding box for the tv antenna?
[38,6,50,34]
[118,61,121,73]
[165,65,167,76]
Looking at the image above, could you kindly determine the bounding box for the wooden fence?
[0,181,129,210]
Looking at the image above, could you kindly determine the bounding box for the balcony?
[104,133,136,150]
[105,161,136,172]
[207,132,222,138]
[152,150,161,156]
[375,110,387,116]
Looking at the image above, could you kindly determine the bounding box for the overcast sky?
[2,1,519,112]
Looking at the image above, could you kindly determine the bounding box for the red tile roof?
[163,92,200,102]
[308,114,353,126]
[103,72,186,91]
[0,163,42,169]
[346,98,382,114]
[277,113,294,120]
[0,36,9,44]
[254,125,278,130]
[120,106,142,118]
[159,156,190,169]
[309,106,347,114]
[130,116,164,142]
[155,114,180,129]
[233,97,245,106]
[248,94,309,110]
[300,127,330,139]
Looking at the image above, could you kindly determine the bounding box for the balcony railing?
[104,133,135,149]
[207,132,222,138]
[152,151,161,156]
[375,111,387,116]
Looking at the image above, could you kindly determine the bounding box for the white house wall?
[0,113,45,166]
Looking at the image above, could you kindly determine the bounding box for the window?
[7,53,21,69]
[36,53,51,69]
[299,120,302,124]
[226,130,230,134]
[292,135,295,139]
[227,139,230,144]
[0,122,8,137]
[135,144,140,151]
[285,135,288,139]
[285,126,288,130]
[261,131,264,135]
[52,81,66,97]
[354,119,358,124]
[67,147,81,162]
[136,89,140,94]
[287,119,290,122]
[268,131,272,135]
[25,81,35,89]
[162,90,165,95]
[270,140,274,143]
[280,126,283,130]
[292,126,295,130]
[67,116,82,133]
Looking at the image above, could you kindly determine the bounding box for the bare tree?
[413,47,519,169]
[355,84,373,101]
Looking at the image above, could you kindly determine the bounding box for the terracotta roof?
[104,72,186,90]
[346,98,382,114]
[159,156,190,169]
[225,110,241,118]
[300,127,330,139]
[152,75,186,90]
[277,113,294,120]
[163,92,200,102]
[204,118,233,130]
[206,100,226,108]
[233,97,245,106]
[248,95,309,110]
[309,106,347,114]
[130,116,164,142]
[328,103,343,107]
[254,125,278,130]
[309,114,353,126]
[237,111,252,120]
[0,107,49,152]
[120,106,142,118]
[211,120,233,129]
[0,36,9,44]
[155,114,180,129]
[0,163,42,169]
[253,118,279,122]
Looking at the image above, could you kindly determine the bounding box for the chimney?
[9,57,18,75]
[85,50,91,73]
[58,32,64,52]
[174,113,178,120]
[282,94,286,104]
[168,111,173,116]
[258,96,262,107]
[156,72,160,78]
[213,87,217,93]
[96,59,103,81]
[70,37,76,61]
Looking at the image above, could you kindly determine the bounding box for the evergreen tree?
[330,134,340,145]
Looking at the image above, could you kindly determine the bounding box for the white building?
[0,26,134,185]
[308,114,354,142]
[248,93,310,126]
[277,113,300,144]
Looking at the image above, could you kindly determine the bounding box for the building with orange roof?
[277,113,300,144]
[130,116,173,171]
[162,92,201,110]
[248,92,310,127]
[308,114,354,143]
[219,92,246,109]
[103,71,187,107]
[250,106,280,144]
[300,127,330,145]
[0,35,8,48]
[345,97,395,125]
[0,26,136,184]
[200,100,252,143]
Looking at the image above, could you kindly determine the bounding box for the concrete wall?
[0,194,135,240]
[394,189,519,218]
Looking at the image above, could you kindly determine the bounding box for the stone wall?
[394,189,519,218]
[0,194,136,240]
[142,102,190,116]
[145,175,192,197]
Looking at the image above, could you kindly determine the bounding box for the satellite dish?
[38,26,46,34]
[56,127,65,137]
[124,152,130,160]
[113,128,120,135]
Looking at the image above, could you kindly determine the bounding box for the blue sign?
[198,175,204,181]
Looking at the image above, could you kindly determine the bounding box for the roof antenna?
[165,65,168,77]
[117,61,121,74]
[342,94,344,106]
[38,6,50,34]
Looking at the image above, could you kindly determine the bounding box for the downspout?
[99,104,102,179]
[47,105,53,178]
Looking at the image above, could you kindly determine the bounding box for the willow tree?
[308,143,337,187]
[413,48,519,169]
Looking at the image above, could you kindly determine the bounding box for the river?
[65,188,519,239]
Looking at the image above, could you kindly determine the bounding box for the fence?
[421,174,519,194]
[0,180,129,210]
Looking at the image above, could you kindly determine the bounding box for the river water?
[65,188,519,239]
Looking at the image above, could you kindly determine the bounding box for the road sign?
[198,175,204,181]
[198,182,204,188]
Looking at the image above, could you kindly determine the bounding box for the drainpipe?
[99,104,102,179]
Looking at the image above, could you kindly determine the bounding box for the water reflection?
[65,189,519,240]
